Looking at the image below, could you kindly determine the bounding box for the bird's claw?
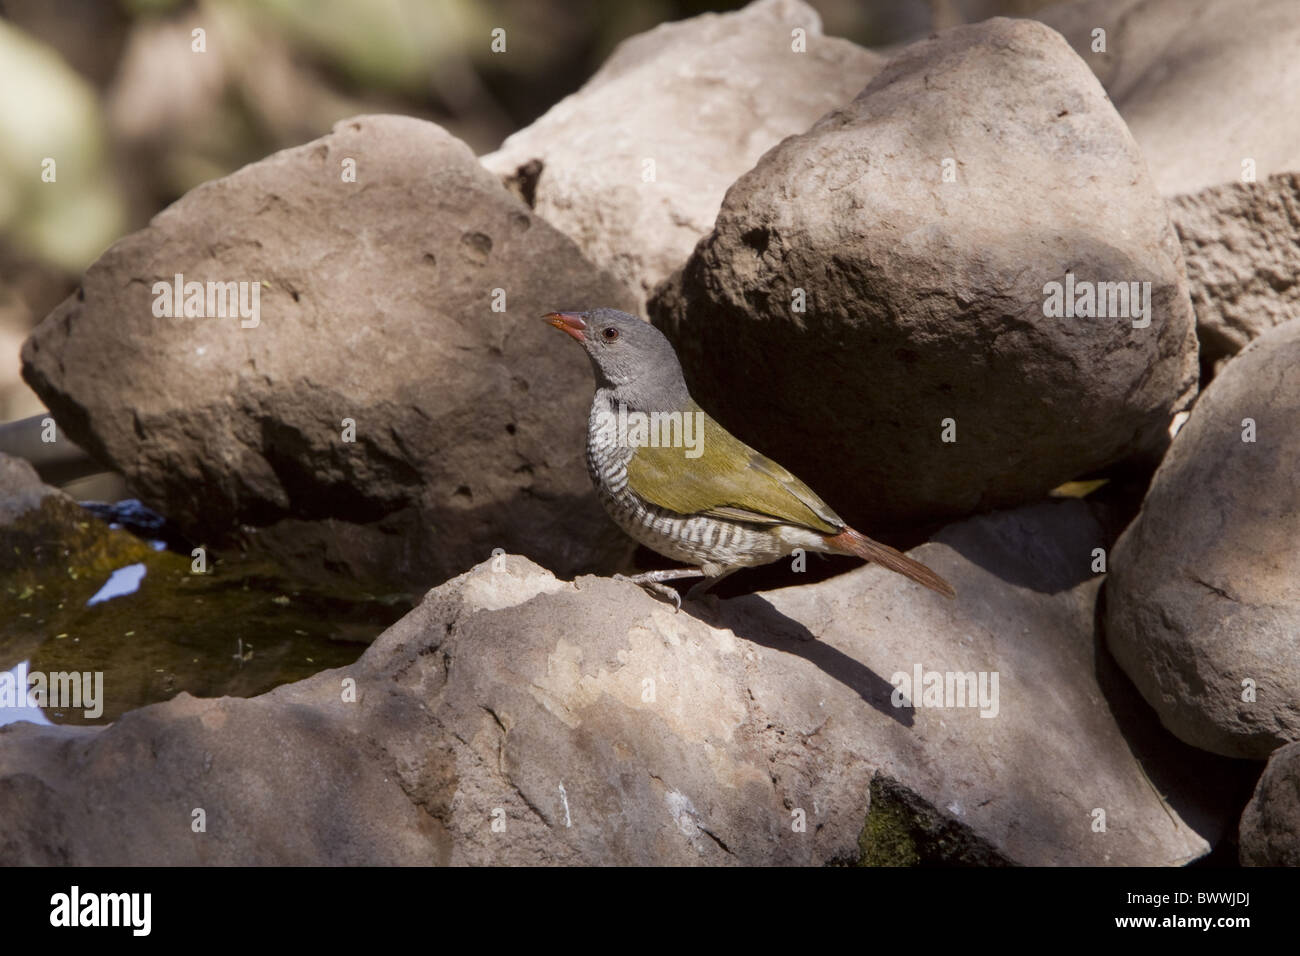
[613,573,684,612]
[655,583,683,613]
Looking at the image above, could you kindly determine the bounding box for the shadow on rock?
[682,591,914,727]
[936,499,1102,595]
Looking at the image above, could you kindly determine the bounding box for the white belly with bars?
[585,395,828,577]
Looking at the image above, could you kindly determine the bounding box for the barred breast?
[585,394,797,576]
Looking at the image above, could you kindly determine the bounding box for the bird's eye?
[602,327,619,342]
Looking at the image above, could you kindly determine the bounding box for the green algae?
[857,774,1015,867]
[859,789,923,867]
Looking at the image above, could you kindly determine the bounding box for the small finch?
[546,308,955,607]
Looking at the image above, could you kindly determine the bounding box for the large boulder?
[22,115,639,592]
[1170,172,1300,367]
[1036,0,1300,197]
[1239,742,1300,866]
[481,0,883,310]
[0,500,1244,865]
[1106,319,1300,759]
[651,18,1197,532]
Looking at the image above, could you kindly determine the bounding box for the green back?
[625,401,844,534]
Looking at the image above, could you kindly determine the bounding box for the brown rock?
[1170,172,1300,366]
[0,501,1243,865]
[651,18,1197,532]
[1240,742,1300,865]
[22,115,639,591]
[1036,0,1300,196]
[0,451,55,524]
[1106,319,1300,759]
[482,0,884,310]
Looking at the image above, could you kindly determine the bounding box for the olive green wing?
[625,402,844,535]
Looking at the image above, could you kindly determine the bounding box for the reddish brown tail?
[825,528,956,599]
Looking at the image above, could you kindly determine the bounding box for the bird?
[544,308,955,608]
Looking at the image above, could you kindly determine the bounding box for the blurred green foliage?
[0,20,125,271]
[0,0,1051,307]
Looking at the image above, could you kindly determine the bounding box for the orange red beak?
[544,311,587,343]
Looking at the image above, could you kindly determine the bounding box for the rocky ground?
[1,0,1297,865]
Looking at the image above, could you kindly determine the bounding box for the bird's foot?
[633,578,683,611]
[613,568,704,612]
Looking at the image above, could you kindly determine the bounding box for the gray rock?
[481,0,883,310]
[1170,172,1300,366]
[1106,318,1300,759]
[21,115,639,592]
[0,451,59,524]
[650,18,1198,532]
[0,500,1240,865]
[1239,742,1300,865]
[1038,0,1300,364]
[1036,0,1300,196]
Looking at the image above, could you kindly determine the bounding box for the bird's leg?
[685,568,739,602]
[618,568,706,585]
[613,568,704,611]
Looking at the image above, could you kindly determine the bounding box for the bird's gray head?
[544,308,690,410]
